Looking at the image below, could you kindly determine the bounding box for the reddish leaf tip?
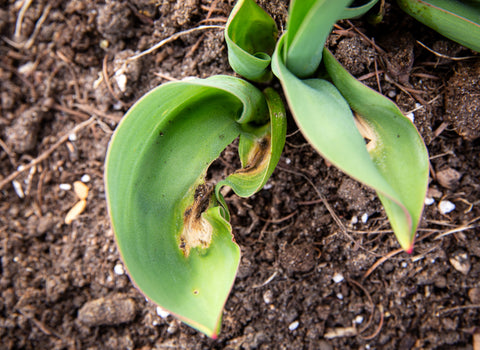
[405,245,414,255]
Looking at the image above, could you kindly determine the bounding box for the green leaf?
[323,48,429,251]
[284,0,353,78]
[216,87,287,218]
[225,0,278,82]
[272,36,429,252]
[397,0,480,52]
[105,75,285,337]
[340,0,380,19]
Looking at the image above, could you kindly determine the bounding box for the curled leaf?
[284,0,352,78]
[225,0,278,82]
[105,75,285,337]
[340,0,380,19]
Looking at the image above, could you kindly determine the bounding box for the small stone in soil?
[81,174,91,183]
[468,287,480,304]
[354,315,364,324]
[156,306,170,319]
[361,213,369,223]
[332,272,344,283]
[436,167,462,189]
[78,295,136,326]
[59,183,72,191]
[424,197,435,205]
[288,320,299,331]
[438,200,455,214]
[449,251,471,275]
[113,263,124,275]
[263,290,273,304]
[5,107,44,153]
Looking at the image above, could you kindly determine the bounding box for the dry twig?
[126,25,225,62]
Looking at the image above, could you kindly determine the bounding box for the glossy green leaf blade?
[340,0,380,19]
[272,36,423,251]
[105,76,270,337]
[397,0,480,52]
[323,49,429,251]
[273,36,394,194]
[284,0,353,78]
[225,0,278,82]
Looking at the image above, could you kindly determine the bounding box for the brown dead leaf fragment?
[65,199,87,224]
[73,181,89,200]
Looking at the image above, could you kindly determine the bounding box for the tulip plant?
[104,0,480,338]
[397,0,480,52]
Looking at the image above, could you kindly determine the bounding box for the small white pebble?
[59,183,72,191]
[167,322,178,334]
[406,112,415,122]
[285,158,292,165]
[156,306,170,319]
[336,293,344,300]
[68,133,77,141]
[415,103,422,109]
[152,320,160,326]
[263,182,273,190]
[81,174,91,183]
[288,320,299,331]
[12,180,24,199]
[18,62,35,75]
[99,39,109,49]
[13,256,19,262]
[17,165,25,171]
[438,200,455,214]
[387,90,396,98]
[354,315,364,324]
[332,272,344,283]
[350,216,358,225]
[113,263,125,275]
[361,213,369,224]
[114,72,127,92]
[263,290,273,304]
[424,197,435,206]
[401,261,408,268]
[113,101,124,110]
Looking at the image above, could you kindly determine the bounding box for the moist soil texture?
[1,1,480,349]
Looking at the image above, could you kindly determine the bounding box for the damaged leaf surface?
[105,75,285,337]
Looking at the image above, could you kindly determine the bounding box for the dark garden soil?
[1,1,480,349]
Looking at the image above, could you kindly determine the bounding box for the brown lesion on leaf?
[236,136,271,175]
[353,112,377,152]
[179,183,214,257]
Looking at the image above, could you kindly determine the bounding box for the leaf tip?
[405,245,414,255]
[401,235,415,254]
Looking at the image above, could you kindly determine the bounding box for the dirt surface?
[1,1,480,349]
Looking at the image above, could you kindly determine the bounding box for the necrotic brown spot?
[179,184,213,257]
[237,136,270,174]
